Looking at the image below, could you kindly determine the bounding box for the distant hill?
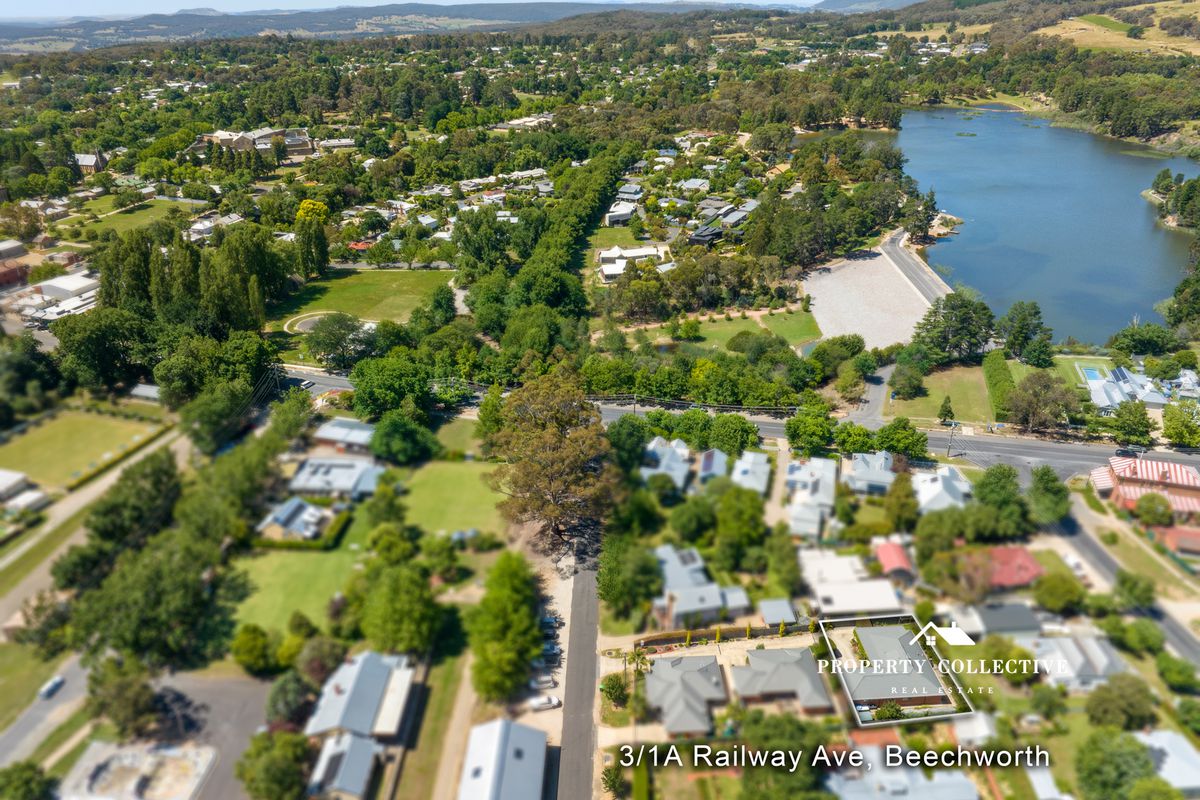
[815,0,921,11]
[0,2,733,53]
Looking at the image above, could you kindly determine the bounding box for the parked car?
[529,675,557,690]
[542,643,561,657]
[39,675,65,700]
[530,657,547,670]
[527,695,561,712]
[540,614,562,629]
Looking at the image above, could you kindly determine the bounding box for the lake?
[894,106,1197,345]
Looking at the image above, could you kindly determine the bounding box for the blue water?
[1082,366,1102,381]
[894,107,1197,344]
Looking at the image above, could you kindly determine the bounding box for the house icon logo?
[910,621,976,647]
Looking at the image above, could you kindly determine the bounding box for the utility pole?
[946,421,957,457]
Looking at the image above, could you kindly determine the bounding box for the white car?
[299,379,314,389]
[529,675,557,690]
[527,695,561,712]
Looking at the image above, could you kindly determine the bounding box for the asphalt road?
[879,231,953,304]
[0,655,86,767]
[557,568,599,800]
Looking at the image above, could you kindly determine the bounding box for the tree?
[488,372,621,544]
[361,566,441,653]
[785,405,834,455]
[1006,371,1079,431]
[883,472,919,532]
[476,384,505,441]
[1116,568,1157,610]
[737,711,829,800]
[296,636,347,688]
[597,536,662,619]
[235,731,311,800]
[51,307,148,392]
[1157,651,1199,693]
[179,379,251,455]
[1028,465,1070,525]
[912,292,994,362]
[1111,400,1158,447]
[266,670,311,725]
[938,395,955,424]
[0,762,55,800]
[1128,778,1185,800]
[1076,729,1154,800]
[305,312,367,370]
[1134,493,1173,527]
[1034,571,1086,614]
[607,414,651,474]
[708,414,758,458]
[711,486,766,572]
[467,552,543,701]
[997,300,1051,360]
[1163,399,1200,447]
[600,672,629,706]
[1085,674,1157,729]
[670,496,716,542]
[1031,684,1067,721]
[874,417,928,460]
[832,422,875,454]
[232,624,278,675]
[370,410,441,465]
[86,656,159,739]
[873,701,905,720]
[349,351,431,421]
[601,765,628,799]
[766,526,803,595]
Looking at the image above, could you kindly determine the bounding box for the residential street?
[0,654,86,767]
[557,568,598,800]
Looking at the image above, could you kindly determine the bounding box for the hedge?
[982,350,1015,422]
[253,509,352,551]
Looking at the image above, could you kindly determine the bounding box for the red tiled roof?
[989,546,1044,589]
[1109,457,1200,488]
[1158,526,1200,555]
[874,542,913,576]
[1114,485,1200,515]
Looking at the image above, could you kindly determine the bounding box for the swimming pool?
[1081,366,1103,381]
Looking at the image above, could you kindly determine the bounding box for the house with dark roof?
[256,497,330,541]
[645,656,727,737]
[730,648,833,713]
[687,225,722,247]
[953,603,1043,638]
[457,718,547,800]
[844,625,948,709]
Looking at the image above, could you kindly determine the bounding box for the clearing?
[266,269,453,330]
[1036,9,1200,56]
[402,461,504,535]
[0,411,162,489]
[888,366,994,425]
[69,200,182,238]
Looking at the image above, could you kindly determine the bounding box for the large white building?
[457,718,547,800]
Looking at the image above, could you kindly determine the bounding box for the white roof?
[0,469,28,494]
[35,273,99,299]
[458,719,547,800]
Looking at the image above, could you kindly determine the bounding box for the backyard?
[402,461,503,535]
[888,366,994,425]
[69,199,182,238]
[434,416,481,455]
[0,411,163,489]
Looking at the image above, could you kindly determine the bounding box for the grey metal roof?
[828,745,978,799]
[309,731,380,798]
[758,598,797,626]
[843,625,944,701]
[289,457,381,496]
[315,417,376,447]
[730,648,831,709]
[304,652,409,737]
[1135,731,1200,794]
[645,656,726,736]
[457,718,547,800]
[697,449,729,481]
[655,545,710,593]
[976,604,1041,635]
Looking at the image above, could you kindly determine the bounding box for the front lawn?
[265,269,453,329]
[759,310,821,344]
[435,417,480,454]
[0,411,162,488]
[403,461,503,535]
[889,366,993,425]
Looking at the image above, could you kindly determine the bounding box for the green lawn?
[686,317,771,351]
[1079,13,1132,32]
[435,417,480,454]
[0,411,161,489]
[890,366,994,424]
[1053,356,1114,388]
[403,461,503,535]
[759,310,821,345]
[0,645,68,732]
[73,200,181,237]
[28,706,91,766]
[236,510,372,632]
[586,227,639,253]
[394,646,467,800]
[265,270,452,329]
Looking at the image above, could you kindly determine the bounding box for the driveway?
[157,670,270,800]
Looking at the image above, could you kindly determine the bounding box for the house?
[304,651,415,739]
[129,383,161,403]
[731,451,771,496]
[308,731,381,800]
[616,183,644,201]
[0,470,30,502]
[256,497,328,541]
[1087,366,1168,415]
[730,648,833,713]
[319,137,357,150]
[1091,456,1200,518]
[828,744,978,799]
[676,178,710,193]
[457,718,547,800]
[1134,730,1200,797]
[289,457,385,500]
[1157,526,1200,556]
[596,243,671,282]
[687,225,722,247]
[1025,766,1069,800]
[841,452,895,495]
[314,418,376,453]
[758,598,797,627]
[989,546,1044,591]
[644,656,727,737]
[874,541,915,584]
[843,625,949,708]
[953,603,1043,638]
[914,465,973,512]
[0,239,26,260]
[799,550,902,617]
[652,544,750,628]
[953,712,998,748]
[643,436,691,492]
[786,458,837,539]
[696,449,729,485]
[1015,634,1127,693]
[604,200,637,226]
[74,151,108,175]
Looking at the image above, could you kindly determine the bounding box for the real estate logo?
[910,620,976,648]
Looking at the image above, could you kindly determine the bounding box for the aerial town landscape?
[7,0,1200,798]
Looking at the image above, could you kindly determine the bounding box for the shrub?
[982,350,1015,421]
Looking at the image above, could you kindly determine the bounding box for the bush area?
[983,350,1015,422]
